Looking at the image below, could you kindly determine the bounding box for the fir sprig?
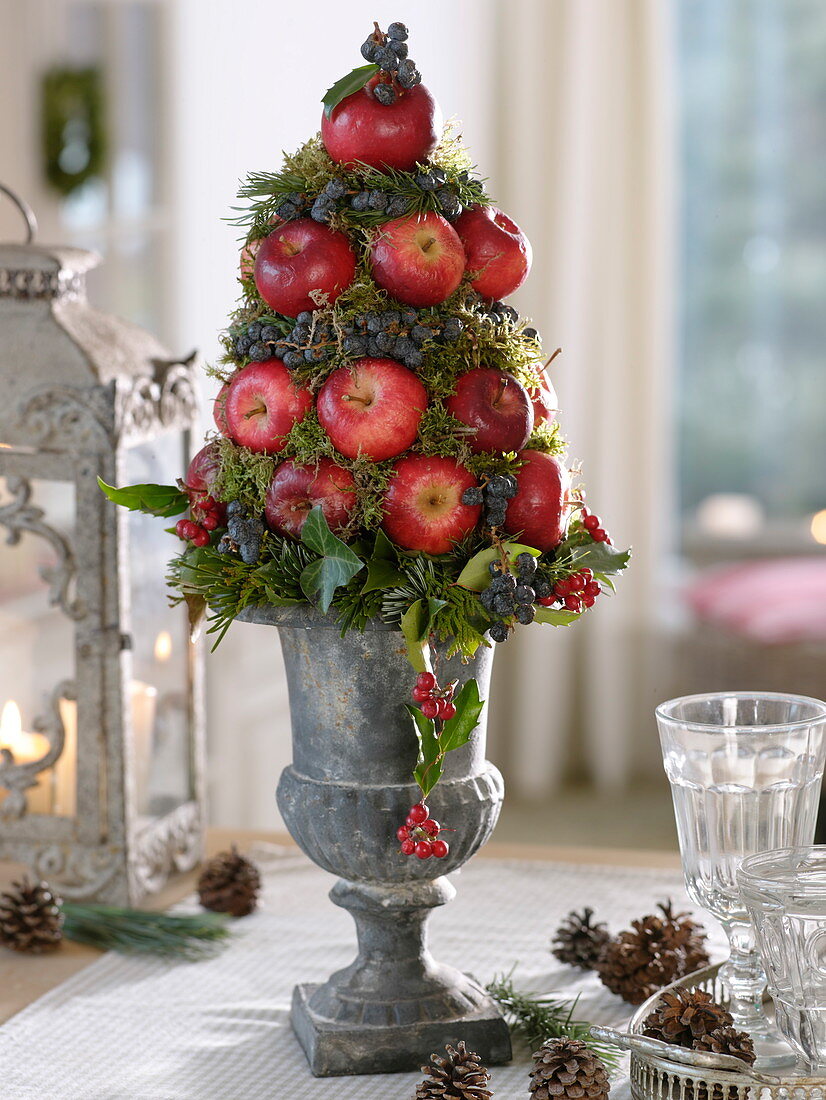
[63,903,230,960]
[486,972,620,1070]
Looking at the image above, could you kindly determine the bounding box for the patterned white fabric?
[0,850,724,1100]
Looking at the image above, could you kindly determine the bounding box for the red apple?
[321,77,442,171]
[445,368,533,453]
[186,442,221,493]
[254,219,357,317]
[225,360,313,454]
[370,213,466,307]
[382,455,481,554]
[503,450,572,552]
[530,369,559,427]
[265,458,357,539]
[317,358,427,461]
[213,382,230,436]
[240,217,279,279]
[454,205,532,300]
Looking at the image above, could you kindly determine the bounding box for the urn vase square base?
[290,981,513,1077]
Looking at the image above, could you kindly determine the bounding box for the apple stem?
[492,379,507,408]
[342,394,371,408]
[244,403,266,420]
[545,347,563,368]
[421,236,437,253]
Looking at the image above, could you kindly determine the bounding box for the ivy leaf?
[97,479,189,518]
[362,530,405,593]
[408,704,443,798]
[534,607,580,626]
[456,543,542,592]
[439,679,484,753]
[570,542,632,574]
[299,506,364,613]
[322,64,379,118]
[400,597,446,672]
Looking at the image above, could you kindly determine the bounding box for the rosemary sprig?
[486,972,621,1070]
[62,903,230,960]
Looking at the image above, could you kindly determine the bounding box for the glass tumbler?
[738,846,826,1073]
[656,692,826,1066]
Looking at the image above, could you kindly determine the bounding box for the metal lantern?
[0,185,205,904]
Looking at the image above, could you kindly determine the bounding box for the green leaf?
[362,530,405,593]
[407,704,443,798]
[322,64,379,118]
[569,542,632,575]
[534,607,580,626]
[439,679,484,753]
[97,479,189,518]
[299,506,364,613]
[400,597,446,673]
[456,543,542,592]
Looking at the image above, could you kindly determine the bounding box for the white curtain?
[486,0,677,796]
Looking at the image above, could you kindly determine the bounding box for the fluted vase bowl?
[238,605,512,1077]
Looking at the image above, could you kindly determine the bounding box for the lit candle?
[130,681,157,815]
[0,700,52,814]
[154,630,172,663]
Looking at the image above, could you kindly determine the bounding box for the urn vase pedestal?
[239,605,511,1077]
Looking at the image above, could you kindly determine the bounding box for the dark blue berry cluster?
[218,501,265,564]
[479,553,555,642]
[232,320,284,363]
[261,307,464,373]
[462,474,518,529]
[360,23,421,101]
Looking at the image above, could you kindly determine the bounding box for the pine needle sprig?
[486,972,620,1070]
[62,903,230,960]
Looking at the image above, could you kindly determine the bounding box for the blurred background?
[1,0,825,850]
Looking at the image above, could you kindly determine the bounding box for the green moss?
[282,409,337,464]
[526,421,566,455]
[414,402,473,463]
[211,437,275,511]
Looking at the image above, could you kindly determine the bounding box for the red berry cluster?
[397,802,449,860]
[411,672,456,722]
[537,568,601,614]
[175,492,222,548]
[582,507,611,544]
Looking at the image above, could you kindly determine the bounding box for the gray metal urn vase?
[239,605,511,1077]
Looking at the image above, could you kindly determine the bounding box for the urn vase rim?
[237,603,402,632]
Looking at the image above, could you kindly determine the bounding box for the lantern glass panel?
[125,437,192,819]
[0,475,76,817]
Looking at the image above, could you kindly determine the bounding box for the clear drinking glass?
[656,692,826,1066]
[739,846,826,1073]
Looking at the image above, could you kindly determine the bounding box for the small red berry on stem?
[396,825,410,842]
[437,699,457,721]
[416,671,437,691]
[190,527,210,547]
[422,819,440,836]
[564,594,582,612]
[411,685,432,702]
[408,803,429,825]
[415,841,433,860]
[401,838,416,856]
[420,698,439,720]
[431,839,449,858]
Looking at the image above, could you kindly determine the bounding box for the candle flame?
[154,631,172,662]
[1,700,22,740]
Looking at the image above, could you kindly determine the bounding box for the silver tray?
[593,963,825,1099]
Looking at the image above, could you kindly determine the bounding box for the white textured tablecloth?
[0,848,725,1100]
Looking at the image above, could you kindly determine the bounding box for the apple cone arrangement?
[101,21,629,857]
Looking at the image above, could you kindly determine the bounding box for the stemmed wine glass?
[656,692,826,1068]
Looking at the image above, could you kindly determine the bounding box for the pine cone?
[694,1026,755,1066]
[416,1041,491,1099]
[552,908,611,971]
[0,879,64,954]
[197,846,261,917]
[643,987,733,1047]
[596,901,710,1005]
[529,1037,610,1100]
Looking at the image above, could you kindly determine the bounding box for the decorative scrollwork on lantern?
[129,801,202,898]
[33,842,122,899]
[0,678,74,818]
[19,384,116,450]
[0,476,85,620]
[158,355,198,427]
[0,266,85,301]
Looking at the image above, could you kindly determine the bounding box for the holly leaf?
[299,506,364,613]
[570,542,632,574]
[97,479,189,518]
[362,530,405,593]
[439,679,484,753]
[456,543,542,592]
[400,597,446,673]
[322,64,379,118]
[408,704,443,798]
[534,606,580,626]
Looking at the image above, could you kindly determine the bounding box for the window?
[677,1,826,536]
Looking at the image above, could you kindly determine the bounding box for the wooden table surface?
[0,830,679,1027]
